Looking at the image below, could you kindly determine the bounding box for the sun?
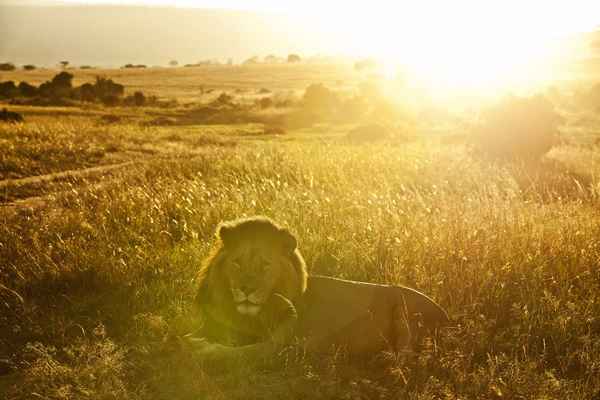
[305,0,598,94]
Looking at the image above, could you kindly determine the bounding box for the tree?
[473,95,562,160]
[59,61,69,69]
[169,60,178,67]
[23,64,36,71]
[51,72,74,91]
[243,56,259,65]
[0,62,16,71]
[287,54,301,63]
[264,54,279,64]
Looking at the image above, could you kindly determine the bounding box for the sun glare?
[321,1,595,94]
[33,0,600,93]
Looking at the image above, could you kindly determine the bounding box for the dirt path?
[0,162,136,214]
[0,162,135,191]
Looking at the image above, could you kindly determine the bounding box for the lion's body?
[296,275,448,354]
[191,216,449,359]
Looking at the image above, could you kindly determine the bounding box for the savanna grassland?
[2,64,600,400]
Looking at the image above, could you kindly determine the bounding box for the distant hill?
[0,5,333,67]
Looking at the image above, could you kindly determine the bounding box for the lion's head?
[196,216,307,319]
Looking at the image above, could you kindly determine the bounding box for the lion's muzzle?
[232,288,263,316]
[236,302,261,316]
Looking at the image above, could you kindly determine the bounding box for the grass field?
[0,64,359,102]
[2,64,600,399]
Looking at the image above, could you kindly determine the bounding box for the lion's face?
[197,216,308,320]
[222,242,284,316]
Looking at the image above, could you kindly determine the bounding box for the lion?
[188,216,449,360]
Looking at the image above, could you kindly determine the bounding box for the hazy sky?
[11,0,600,35]
[1,0,599,86]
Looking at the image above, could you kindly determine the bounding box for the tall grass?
[2,134,600,399]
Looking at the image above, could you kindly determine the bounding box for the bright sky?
[16,0,600,91]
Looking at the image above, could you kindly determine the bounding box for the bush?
[473,95,562,160]
[346,123,391,143]
[0,81,18,98]
[121,64,147,69]
[123,91,146,107]
[0,108,24,123]
[78,83,96,102]
[39,72,74,98]
[51,71,74,88]
[302,83,338,112]
[100,114,122,124]
[0,62,16,71]
[101,95,121,107]
[80,65,94,70]
[212,92,234,106]
[257,97,273,109]
[94,77,124,98]
[144,116,177,126]
[287,54,301,63]
[18,81,38,97]
[263,124,286,135]
[23,64,36,71]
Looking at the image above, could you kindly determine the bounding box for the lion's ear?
[279,228,297,251]
[217,222,236,247]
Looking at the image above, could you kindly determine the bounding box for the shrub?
[257,97,273,109]
[101,95,121,107]
[243,56,259,65]
[94,76,124,99]
[39,72,74,98]
[133,91,146,106]
[212,92,234,106]
[144,116,177,126]
[52,71,74,88]
[287,54,301,63]
[0,62,16,71]
[473,95,562,160]
[123,91,146,107]
[0,108,24,123]
[23,64,36,71]
[121,64,146,69]
[0,81,18,98]
[18,81,38,97]
[263,124,286,135]
[346,123,391,143]
[302,83,339,112]
[100,114,122,124]
[78,83,96,102]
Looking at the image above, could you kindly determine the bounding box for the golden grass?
[1,65,600,398]
[1,116,600,398]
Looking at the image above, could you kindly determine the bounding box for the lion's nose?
[239,285,250,294]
